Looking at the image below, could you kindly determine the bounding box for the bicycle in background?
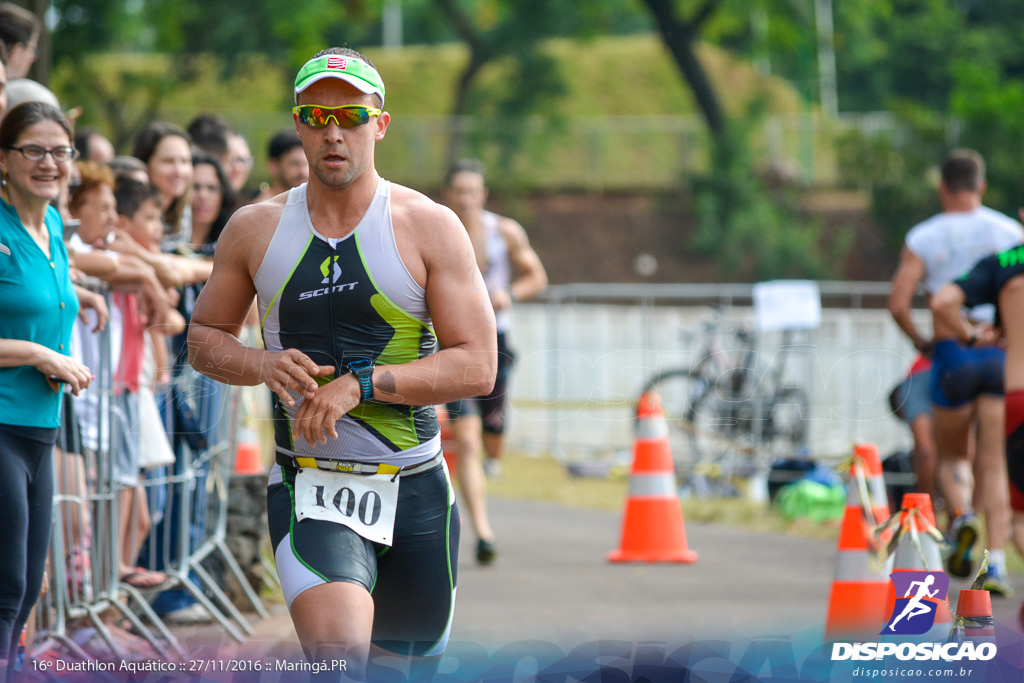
[643,306,811,497]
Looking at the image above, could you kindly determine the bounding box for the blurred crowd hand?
[75,286,109,333]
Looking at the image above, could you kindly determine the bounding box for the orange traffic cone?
[953,589,995,645]
[824,443,893,640]
[883,493,952,638]
[891,493,942,570]
[234,426,263,474]
[608,390,697,563]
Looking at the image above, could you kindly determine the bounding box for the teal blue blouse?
[0,199,80,428]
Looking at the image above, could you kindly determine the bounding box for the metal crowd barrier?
[32,282,268,666]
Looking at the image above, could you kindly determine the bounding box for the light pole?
[815,0,838,117]
[383,0,403,50]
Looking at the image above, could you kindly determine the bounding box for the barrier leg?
[188,554,255,636]
[260,555,281,591]
[80,603,127,661]
[212,537,270,620]
[162,568,246,643]
[111,586,186,661]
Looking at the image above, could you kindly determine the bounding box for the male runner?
[187,48,496,680]
[255,129,310,203]
[932,241,1024,621]
[888,149,1021,592]
[440,159,547,565]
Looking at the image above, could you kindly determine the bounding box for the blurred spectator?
[0,53,7,121]
[74,126,115,165]
[225,130,253,195]
[185,113,231,161]
[0,3,40,80]
[68,163,171,589]
[113,178,213,288]
[3,79,57,119]
[255,128,307,202]
[132,122,193,249]
[106,155,148,184]
[189,151,235,253]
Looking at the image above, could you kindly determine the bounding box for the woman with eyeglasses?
[0,101,97,681]
[132,122,193,251]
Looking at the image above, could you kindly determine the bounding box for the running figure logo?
[883,571,949,635]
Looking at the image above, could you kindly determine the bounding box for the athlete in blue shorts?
[889,149,1020,589]
[934,244,1024,616]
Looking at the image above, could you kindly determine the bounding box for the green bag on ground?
[775,479,846,523]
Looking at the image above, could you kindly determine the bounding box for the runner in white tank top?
[440,160,548,566]
[889,149,1021,591]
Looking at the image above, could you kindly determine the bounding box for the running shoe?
[946,513,980,579]
[983,565,1016,598]
[483,459,502,478]
[476,538,498,566]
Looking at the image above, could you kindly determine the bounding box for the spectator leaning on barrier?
[132,122,193,250]
[68,163,174,589]
[0,101,99,682]
[189,151,235,254]
[225,129,253,197]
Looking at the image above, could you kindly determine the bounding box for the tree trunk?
[641,0,726,137]
[447,53,487,167]
[432,0,493,166]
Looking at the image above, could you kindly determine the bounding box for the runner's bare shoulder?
[389,184,467,282]
[215,192,290,276]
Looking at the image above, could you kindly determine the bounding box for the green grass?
[489,453,1024,575]
[487,452,840,541]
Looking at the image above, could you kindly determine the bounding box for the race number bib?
[294,468,400,546]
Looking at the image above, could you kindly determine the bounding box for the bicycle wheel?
[647,369,736,469]
[762,386,810,458]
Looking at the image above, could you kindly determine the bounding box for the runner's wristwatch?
[347,359,375,401]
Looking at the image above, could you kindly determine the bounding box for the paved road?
[175,494,1024,664]
[452,497,836,646]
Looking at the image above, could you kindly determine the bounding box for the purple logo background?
[882,570,949,635]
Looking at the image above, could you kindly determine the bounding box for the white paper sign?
[294,467,400,546]
[752,280,821,332]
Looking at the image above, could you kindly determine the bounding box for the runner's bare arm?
[930,282,972,343]
[188,204,333,406]
[499,217,547,304]
[889,247,930,352]
[297,197,496,419]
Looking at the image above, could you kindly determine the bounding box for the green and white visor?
[294,55,385,106]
